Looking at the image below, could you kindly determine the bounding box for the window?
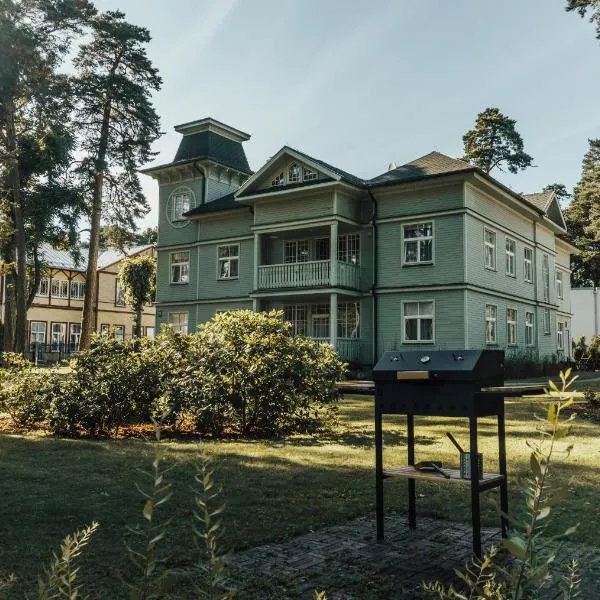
[51,279,69,298]
[338,302,360,339]
[523,247,533,283]
[485,304,497,344]
[51,323,66,351]
[30,321,46,346]
[314,238,330,261]
[168,312,188,334]
[284,240,309,263]
[217,245,239,279]
[557,321,564,351]
[403,222,433,265]
[543,308,551,335]
[403,301,434,342]
[37,278,50,297]
[271,172,284,187]
[311,304,330,339]
[113,325,125,342]
[303,167,317,181]
[506,308,517,346]
[542,254,550,302]
[69,323,81,350]
[70,280,85,300]
[288,163,301,183]
[100,324,110,334]
[338,233,360,264]
[525,312,534,346]
[505,238,516,277]
[170,251,189,284]
[115,282,126,306]
[283,305,308,336]
[556,270,564,300]
[145,327,155,338]
[172,190,190,221]
[484,228,496,270]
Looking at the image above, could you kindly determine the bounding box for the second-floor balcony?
[257,260,361,290]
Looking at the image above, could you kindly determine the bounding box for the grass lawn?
[0,393,598,598]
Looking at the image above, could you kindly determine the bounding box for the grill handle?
[446,432,465,454]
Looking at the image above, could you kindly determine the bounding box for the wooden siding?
[196,301,253,325]
[377,213,465,288]
[205,178,238,203]
[157,178,203,247]
[376,183,463,220]
[254,193,334,226]
[156,303,198,334]
[155,247,197,304]
[197,211,252,242]
[376,290,465,353]
[336,192,362,222]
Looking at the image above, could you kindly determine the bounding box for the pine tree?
[0,0,95,353]
[564,139,600,286]
[566,1,600,38]
[462,107,533,175]
[73,10,161,349]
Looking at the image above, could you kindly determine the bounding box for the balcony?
[312,337,361,363]
[257,260,361,290]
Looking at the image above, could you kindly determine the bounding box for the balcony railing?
[311,337,361,363]
[257,260,360,290]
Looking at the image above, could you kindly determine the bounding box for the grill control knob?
[420,356,430,363]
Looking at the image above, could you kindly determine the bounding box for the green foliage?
[564,139,600,286]
[48,334,159,436]
[118,254,156,338]
[566,0,600,39]
[542,183,571,207]
[425,370,581,600]
[572,336,588,361]
[462,108,533,174]
[0,352,58,428]
[37,521,98,600]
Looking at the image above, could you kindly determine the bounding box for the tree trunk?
[26,247,41,309]
[6,99,27,354]
[2,255,16,354]
[134,305,142,338]
[80,98,113,349]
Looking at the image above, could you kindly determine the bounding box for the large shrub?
[48,334,160,436]
[0,353,59,429]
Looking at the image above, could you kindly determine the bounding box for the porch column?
[330,220,338,286]
[252,298,259,312]
[253,232,260,291]
[330,292,338,351]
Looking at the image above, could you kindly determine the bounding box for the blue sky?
[93,0,600,228]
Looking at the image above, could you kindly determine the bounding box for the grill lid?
[372,349,504,383]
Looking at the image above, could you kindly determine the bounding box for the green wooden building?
[142,117,574,367]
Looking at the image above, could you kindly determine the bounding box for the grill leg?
[469,416,482,557]
[407,413,416,529]
[498,410,509,538]
[375,407,384,540]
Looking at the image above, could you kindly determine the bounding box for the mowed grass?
[0,393,598,598]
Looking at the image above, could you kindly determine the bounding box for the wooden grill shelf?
[383,466,505,488]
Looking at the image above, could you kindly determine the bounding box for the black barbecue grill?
[372,349,545,556]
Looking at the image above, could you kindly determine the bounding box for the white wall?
[571,288,600,343]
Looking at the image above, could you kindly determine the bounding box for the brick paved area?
[226,513,599,599]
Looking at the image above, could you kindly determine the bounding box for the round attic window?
[166,186,195,228]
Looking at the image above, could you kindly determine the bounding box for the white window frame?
[288,163,301,183]
[557,321,565,351]
[543,308,551,335]
[303,166,317,181]
[484,228,497,270]
[506,308,517,346]
[51,322,66,350]
[37,277,50,297]
[505,237,516,277]
[402,221,434,266]
[525,312,534,346]
[168,312,188,334]
[523,247,533,283]
[70,280,85,300]
[556,269,564,300]
[30,321,46,345]
[284,239,309,264]
[283,304,308,336]
[485,304,497,344]
[51,279,69,299]
[170,251,190,284]
[542,254,550,302]
[338,233,360,265]
[338,302,360,339]
[311,304,330,339]
[271,172,284,187]
[171,190,191,222]
[69,323,81,350]
[403,300,435,343]
[115,282,126,306]
[217,244,240,280]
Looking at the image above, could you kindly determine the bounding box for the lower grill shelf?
[383,465,505,488]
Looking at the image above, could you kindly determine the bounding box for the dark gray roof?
[173,130,252,174]
[368,151,475,186]
[522,191,553,211]
[184,193,247,217]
